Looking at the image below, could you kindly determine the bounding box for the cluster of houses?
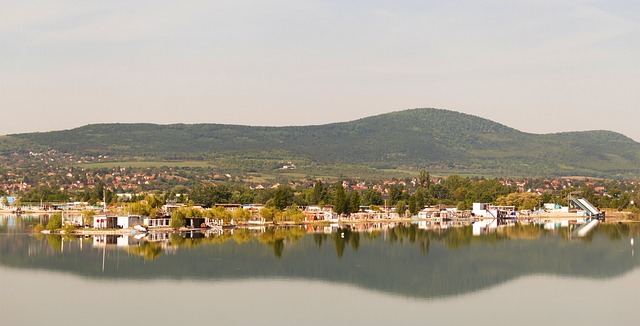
[59,202,503,230]
[28,194,603,231]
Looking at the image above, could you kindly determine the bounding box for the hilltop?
[3,108,640,178]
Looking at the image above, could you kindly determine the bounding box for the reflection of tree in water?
[129,242,163,261]
[444,227,472,249]
[313,233,326,248]
[600,223,630,241]
[232,228,253,244]
[257,227,306,258]
[258,228,286,258]
[109,224,640,261]
[45,234,62,252]
[332,228,359,258]
[350,232,360,251]
[419,238,430,255]
[272,239,284,257]
[333,232,345,258]
[496,224,541,240]
[387,224,473,250]
[169,233,204,248]
[170,233,186,246]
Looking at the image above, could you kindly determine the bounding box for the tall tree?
[395,200,407,217]
[429,183,449,202]
[418,170,431,189]
[362,187,383,206]
[270,184,294,210]
[334,183,347,215]
[349,191,361,214]
[388,184,406,205]
[414,187,428,208]
[408,195,419,215]
[311,180,326,205]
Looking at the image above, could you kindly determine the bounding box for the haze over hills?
[3,108,640,179]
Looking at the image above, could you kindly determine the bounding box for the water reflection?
[1,218,639,300]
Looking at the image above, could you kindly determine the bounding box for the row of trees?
[185,173,639,214]
[10,171,640,216]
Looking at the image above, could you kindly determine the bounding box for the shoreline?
[37,213,638,236]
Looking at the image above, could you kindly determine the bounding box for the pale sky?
[1,0,639,141]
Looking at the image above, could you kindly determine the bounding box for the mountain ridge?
[4,108,639,178]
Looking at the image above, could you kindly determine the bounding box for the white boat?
[133,225,147,232]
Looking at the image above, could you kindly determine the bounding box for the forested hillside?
[5,108,640,178]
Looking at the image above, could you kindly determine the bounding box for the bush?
[46,213,62,230]
[170,210,186,229]
[82,210,96,226]
[32,223,45,233]
[63,223,75,234]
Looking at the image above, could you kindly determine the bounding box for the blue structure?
[2,196,18,206]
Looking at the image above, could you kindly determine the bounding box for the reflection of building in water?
[146,232,171,242]
[0,215,17,230]
[92,235,136,248]
[206,227,224,237]
[303,222,395,234]
[93,235,117,247]
[145,231,204,243]
[183,230,205,239]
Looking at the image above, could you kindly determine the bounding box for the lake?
[1,214,639,325]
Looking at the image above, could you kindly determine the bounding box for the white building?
[117,215,144,229]
[472,203,516,218]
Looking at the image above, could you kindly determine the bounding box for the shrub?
[32,223,45,233]
[46,213,62,230]
[63,223,75,234]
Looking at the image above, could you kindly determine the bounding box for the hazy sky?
[2,0,639,141]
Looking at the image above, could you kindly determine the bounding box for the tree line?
[11,171,640,217]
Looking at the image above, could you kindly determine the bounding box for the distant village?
[1,149,639,231]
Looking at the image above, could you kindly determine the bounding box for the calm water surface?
[1,214,639,325]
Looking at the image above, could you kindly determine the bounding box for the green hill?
[4,108,640,178]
